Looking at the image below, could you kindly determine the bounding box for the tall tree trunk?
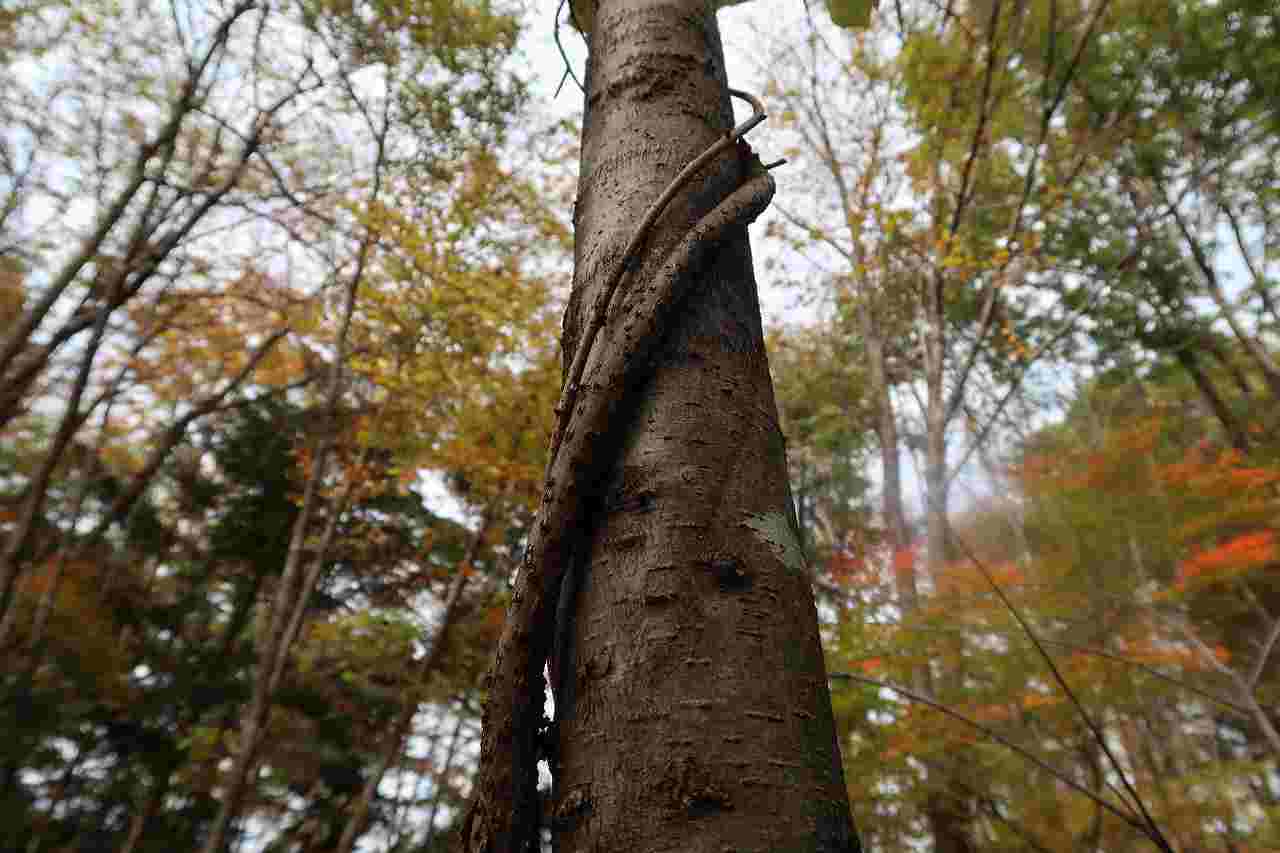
[859,301,912,603]
[462,2,858,852]
[920,271,976,853]
[922,405,975,853]
[553,3,855,848]
[871,295,980,851]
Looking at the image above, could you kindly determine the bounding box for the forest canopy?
[1,0,1277,851]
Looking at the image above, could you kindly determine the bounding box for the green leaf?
[827,0,875,29]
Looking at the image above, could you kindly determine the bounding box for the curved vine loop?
[547,88,768,464]
[461,85,775,853]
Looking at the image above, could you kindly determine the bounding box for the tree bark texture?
[460,2,859,852]
[546,2,857,851]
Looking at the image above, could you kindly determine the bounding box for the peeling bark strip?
[461,3,860,852]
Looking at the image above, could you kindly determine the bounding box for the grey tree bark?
[461,2,859,851]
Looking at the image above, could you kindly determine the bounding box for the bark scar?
[741,511,807,575]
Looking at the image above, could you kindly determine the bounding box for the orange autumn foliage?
[932,558,1025,597]
[1156,446,1275,493]
[829,548,869,584]
[891,544,917,589]
[891,545,917,573]
[1124,639,1228,671]
[1175,530,1277,588]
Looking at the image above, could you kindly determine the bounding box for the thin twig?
[828,671,1149,832]
[945,521,1175,852]
[0,0,259,383]
[836,609,1251,717]
[1250,610,1280,691]
[946,0,1005,242]
[944,0,1114,426]
[553,0,585,96]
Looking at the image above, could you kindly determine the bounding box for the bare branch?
[0,0,258,382]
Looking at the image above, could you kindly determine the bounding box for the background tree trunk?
[547,2,859,851]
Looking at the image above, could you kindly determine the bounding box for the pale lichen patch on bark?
[740,511,806,575]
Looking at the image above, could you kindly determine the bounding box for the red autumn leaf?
[1176,530,1277,587]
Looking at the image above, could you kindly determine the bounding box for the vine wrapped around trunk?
[461,3,860,852]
